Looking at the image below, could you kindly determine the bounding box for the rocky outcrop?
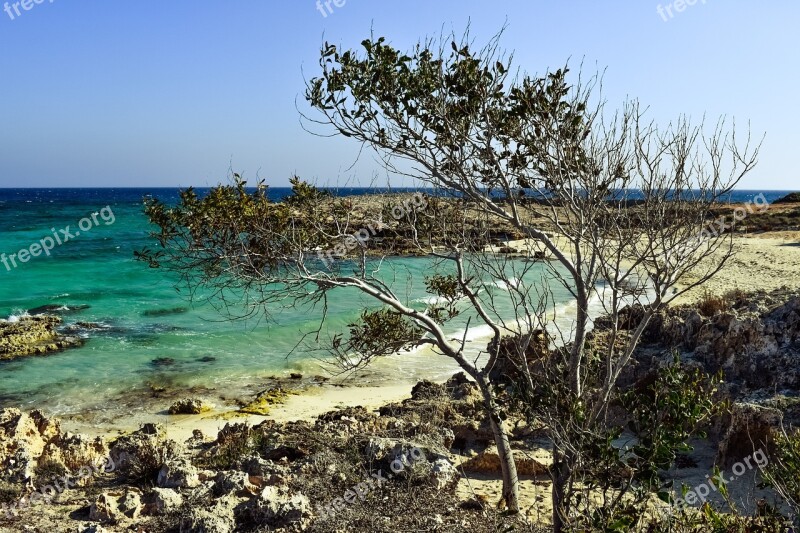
[0,409,62,483]
[168,399,213,415]
[460,445,550,477]
[246,486,312,529]
[39,432,108,477]
[656,292,800,392]
[773,192,800,204]
[0,315,83,360]
[715,402,782,466]
[157,458,200,489]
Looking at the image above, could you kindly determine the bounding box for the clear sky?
[0,1,797,189]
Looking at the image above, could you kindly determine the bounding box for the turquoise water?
[2,188,790,417]
[0,188,576,417]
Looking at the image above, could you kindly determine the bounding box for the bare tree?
[302,30,761,530]
[138,29,760,530]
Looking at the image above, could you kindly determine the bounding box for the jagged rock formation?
[0,315,83,360]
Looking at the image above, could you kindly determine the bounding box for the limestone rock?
[158,458,200,489]
[180,509,235,533]
[144,487,184,516]
[169,399,213,415]
[0,315,83,360]
[0,409,62,483]
[364,437,457,487]
[89,493,125,523]
[248,486,312,529]
[180,495,237,533]
[460,445,550,476]
[212,470,260,497]
[716,402,782,465]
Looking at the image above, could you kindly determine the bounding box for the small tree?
[302,30,760,530]
[139,30,760,529]
[137,177,531,512]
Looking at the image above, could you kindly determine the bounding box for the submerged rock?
[28,304,90,315]
[150,357,177,368]
[142,307,189,317]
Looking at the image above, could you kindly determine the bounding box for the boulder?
[430,457,459,489]
[118,490,143,519]
[169,399,213,415]
[89,493,125,524]
[144,487,184,516]
[212,470,260,497]
[364,437,457,486]
[240,455,290,482]
[180,495,237,533]
[248,486,312,529]
[157,458,200,489]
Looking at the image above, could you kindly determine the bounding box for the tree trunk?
[552,444,570,532]
[569,291,589,397]
[475,377,520,513]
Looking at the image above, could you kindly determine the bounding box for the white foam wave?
[414,296,448,306]
[3,310,31,323]
[488,277,520,291]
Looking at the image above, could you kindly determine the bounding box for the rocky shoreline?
[1,288,799,531]
[0,315,84,360]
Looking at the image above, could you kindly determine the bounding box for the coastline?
[2,203,799,530]
[43,228,800,442]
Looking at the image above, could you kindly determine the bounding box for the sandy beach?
[50,230,800,441]
[675,230,800,304]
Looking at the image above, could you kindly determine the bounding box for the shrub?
[763,427,800,525]
[121,437,181,486]
[697,289,731,316]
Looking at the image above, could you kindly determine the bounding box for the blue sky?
[0,1,797,189]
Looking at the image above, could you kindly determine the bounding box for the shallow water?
[0,188,581,418]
